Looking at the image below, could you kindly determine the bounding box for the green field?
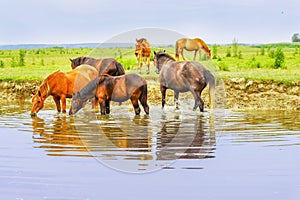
[0,43,300,84]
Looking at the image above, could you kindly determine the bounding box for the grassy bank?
[0,43,299,84]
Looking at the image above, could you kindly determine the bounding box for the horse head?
[69,92,84,115]
[154,50,173,74]
[30,91,45,116]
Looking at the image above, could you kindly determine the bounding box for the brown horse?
[175,38,211,61]
[154,51,215,112]
[30,64,98,116]
[69,74,149,115]
[69,56,125,76]
[135,38,151,74]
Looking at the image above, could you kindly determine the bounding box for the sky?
[1,0,299,45]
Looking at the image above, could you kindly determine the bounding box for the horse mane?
[193,38,210,53]
[156,51,176,61]
[77,76,101,102]
[72,56,98,67]
[38,78,51,98]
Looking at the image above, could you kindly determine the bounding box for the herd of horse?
[30,37,215,117]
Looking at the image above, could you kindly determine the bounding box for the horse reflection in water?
[31,111,216,163]
[156,113,216,161]
[31,116,89,156]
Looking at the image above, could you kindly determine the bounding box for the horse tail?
[140,79,149,114]
[116,61,125,75]
[204,70,215,110]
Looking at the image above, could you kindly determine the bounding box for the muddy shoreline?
[0,78,299,110]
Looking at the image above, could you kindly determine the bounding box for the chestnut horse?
[135,38,151,74]
[69,74,149,115]
[154,51,215,112]
[175,38,211,61]
[30,65,98,116]
[69,56,125,76]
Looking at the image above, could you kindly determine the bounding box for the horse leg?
[190,90,204,112]
[146,56,150,74]
[130,97,141,115]
[181,49,186,60]
[174,91,180,109]
[61,95,67,113]
[193,50,197,61]
[105,100,110,114]
[53,96,61,113]
[199,50,202,60]
[160,85,167,109]
[99,100,106,115]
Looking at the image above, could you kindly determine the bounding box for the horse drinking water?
[175,38,211,61]
[30,65,98,116]
[154,51,215,112]
[69,74,149,115]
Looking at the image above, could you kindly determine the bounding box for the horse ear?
[69,58,73,62]
[32,91,36,95]
[136,38,138,42]
[154,51,156,55]
[163,49,166,52]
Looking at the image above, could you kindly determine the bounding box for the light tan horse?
[175,38,211,61]
[135,38,151,74]
[30,64,98,116]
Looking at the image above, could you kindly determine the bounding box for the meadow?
[0,43,299,84]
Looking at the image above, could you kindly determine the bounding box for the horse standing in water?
[69,56,125,76]
[175,38,211,61]
[135,38,151,74]
[154,51,215,112]
[69,74,149,115]
[30,65,98,116]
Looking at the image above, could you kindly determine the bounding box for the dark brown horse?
[154,51,215,112]
[69,74,149,115]
[31,64,98,116]
[69,56,125,76]
[135,38,151,74]
[175,38,211,61]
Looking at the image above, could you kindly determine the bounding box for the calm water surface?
[0,100,299,200]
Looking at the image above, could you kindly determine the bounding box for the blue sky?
[1,0,299,44]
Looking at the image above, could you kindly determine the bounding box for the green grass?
[0,44,299,84]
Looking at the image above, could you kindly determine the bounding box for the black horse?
[154,51,215,112]
[70,56,125,76]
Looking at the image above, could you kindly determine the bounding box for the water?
[0,100,299,199]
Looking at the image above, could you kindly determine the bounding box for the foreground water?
[0,100,299,200]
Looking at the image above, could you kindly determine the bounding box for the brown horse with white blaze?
[30,64,98,116]
[175,38,211,61]
[135,38,151,74]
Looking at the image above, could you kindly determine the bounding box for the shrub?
[226,47,231,57]
[0,60,4,68]
[273,47,285,69]
[212,44,218,59]
[18,49,26,66]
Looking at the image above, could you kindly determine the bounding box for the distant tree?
[292,33,300,42]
